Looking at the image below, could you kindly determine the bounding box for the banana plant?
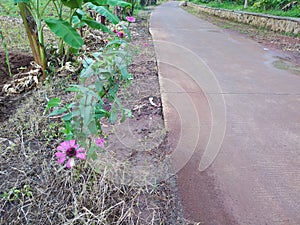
[15,0,47,79]
[14,0,131,79]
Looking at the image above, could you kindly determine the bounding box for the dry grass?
[0,74,185,224]
[0,64,181,225]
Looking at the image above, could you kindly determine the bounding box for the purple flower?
[126,16,136,23]
[117,31,124,38]
[95,138,104,148]
[55,140,86,169]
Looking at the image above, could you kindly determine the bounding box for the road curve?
[150,2,300,225]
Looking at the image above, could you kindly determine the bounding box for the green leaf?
[66,85,80,92]
[120,109,126,123]
[75,9,86,19]
[120,66,130,79]
[109,103,118,123]
[62,122,73,140]
[49,108,67,116]
[66,102,77,109]
[72,110,81,117]
[105,39,127,48]
[124,108,132,118]
[81,57,95,78]
[88,121,98,135]
[44,18,84,49]
[45,97,60,114]
[47,97,61,108]
[84,0,107,5]
[82,18,113,33]
[95,119,102,134]
[90,151,98,160]
[107,0,131,7]
[61,0,83,9]
[95,108,109,119]
[72,15,86,29]
[83,106,93,126]
[80,64,94,78]
[79,94,95,127]
[14,0,30,4]
[82,57,94,67]
[68,47,79,54]
[95,81,104,92]
[87,3,120,24]
[76,85,100,100]
[108,84,119,99]
[65,134,73,140]
[63,113,73,121]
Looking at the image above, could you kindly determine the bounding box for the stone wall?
[187,3,300,35]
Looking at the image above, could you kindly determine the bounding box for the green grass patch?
[189,0,300,18]
[0,0,70,17]
[0,1,20,17]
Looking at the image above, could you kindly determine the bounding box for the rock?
[179,1,187,7]
[187,4,300,35]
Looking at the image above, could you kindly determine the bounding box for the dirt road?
[150,2,300,224]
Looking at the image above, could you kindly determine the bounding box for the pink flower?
[55,140,86,169]
[143,43,149,47]
[95,138,104,148]
[117,31,124,38]
[126,16,136,23]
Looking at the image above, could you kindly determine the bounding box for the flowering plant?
[55,140,86,169]
[47,18,134,168]
[126,16,136,23]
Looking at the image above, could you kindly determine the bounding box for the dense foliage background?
[189,0,300,17]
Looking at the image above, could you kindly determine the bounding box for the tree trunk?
[100,16,106,25]
[244,0,248,8]
[114,6,123,19]
[18,3,47,79]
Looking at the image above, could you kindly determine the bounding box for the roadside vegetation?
[188,0,300,17]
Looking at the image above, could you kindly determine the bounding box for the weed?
[42,121,62,144]
[1,185,33,202]
[0,29,12,77]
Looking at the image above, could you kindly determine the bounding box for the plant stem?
[40,0,52,17]
[69,8,74,24]
[52,0,60,16]
[59,1,63,19]
[0,30,12,77]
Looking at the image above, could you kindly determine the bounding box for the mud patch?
[272,57,300,76]
[0,51,34,122]
[0,51,33,84]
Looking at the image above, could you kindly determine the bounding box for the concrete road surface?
[150,2,300,224]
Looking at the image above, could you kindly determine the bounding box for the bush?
[253,0,293,10]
